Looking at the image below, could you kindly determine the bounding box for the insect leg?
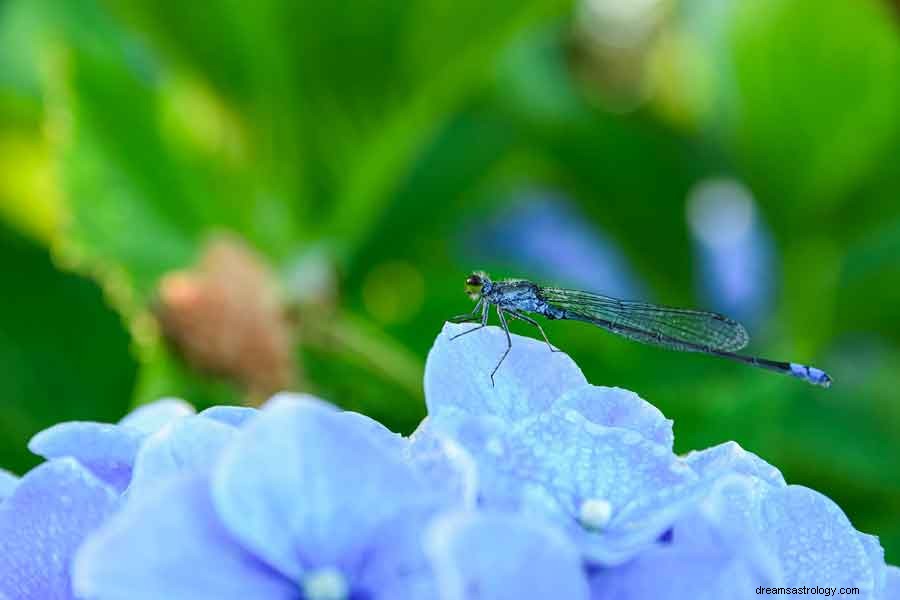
[448,297,484,323]
[506,310,558,352]
[450,299,490,340]
[490,306,513,386]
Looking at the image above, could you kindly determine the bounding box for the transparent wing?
[539,287,749,353]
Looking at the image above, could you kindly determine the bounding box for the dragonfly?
[449,271,832,388]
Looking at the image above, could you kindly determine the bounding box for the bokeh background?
[1,0,899,560]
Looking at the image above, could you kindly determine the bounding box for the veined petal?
[212,395,433,580]
[127,416,237,498]
[552,384,674,449]
[425,323,586,422]
[74,474,293,600]
[118,398,195,434]
[761,485,877,597]
[433,409,697,564]
[684,441,786,488]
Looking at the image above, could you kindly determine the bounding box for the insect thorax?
[486,279,549,314]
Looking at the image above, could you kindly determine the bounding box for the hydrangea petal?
[27,422,144,492]
[198,405,258,427]
[554,384,674,449]
[590,476,781,600]
[685,441,786,487]
[435,409,698,564]
[354,506,440,600]
[74,475,294,600]
[425,323,586,422]
[118,398,195,434]
[407,417,478,508]
[0,469,17,502]
[883,566,900,599]
[212,395,433,580]
[0,458,118,600]
[128,416,237,498]
[760,485,877,596]
[425,511,589,600]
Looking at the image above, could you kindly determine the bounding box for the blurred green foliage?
[1,0,899,560]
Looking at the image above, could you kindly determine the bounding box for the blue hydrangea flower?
[0,458,118,600]
[27,398,197,491]
[422,323,696,564]
[423,323,897,597]
[27,398,258,493]
[1,322,896,600]
[667,442,893,599]
[75,393,590,599]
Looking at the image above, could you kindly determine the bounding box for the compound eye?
[466,274,482,286]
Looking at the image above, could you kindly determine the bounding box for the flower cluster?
[1,323,897,600]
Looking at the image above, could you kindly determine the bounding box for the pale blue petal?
[859,533,887,596]
[118,398,195,434]
[337,409,408,454]
[355,506,440,600]
[590,476,780,600]
[0,469,17,502]
[882,566,900,600]
[127,416,237,498]
[426,511,589,600]
[406,418,478,508]
[685,441,786,487]
[74,475,294,600]
[28,422,145,491]
[0,458,117,600]
[425,323,586,422]
[760,485,879,597]
[436,409,698,564]
[553,384,674,449]
[212,395,433,580]
[198,405,258,427]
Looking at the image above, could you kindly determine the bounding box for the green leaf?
[0,222,137,474]
[726,0,900,210]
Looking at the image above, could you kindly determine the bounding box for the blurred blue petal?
[0,469,17,502]
[463,193,644,299]
[0,458,117,600]
[28,398,198,492]
[28,422,144,492]
[127,416,238,498]
[74,475,294,600]
[211,394,436,581]
[426,323,586,422]
[118,398,195,434]
[197,405,258,427]
[687,178,775,326]
[590,475,781,600]
[554,385,674,449]
[425,511,589,600]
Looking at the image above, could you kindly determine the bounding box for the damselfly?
[449,271,832,388]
